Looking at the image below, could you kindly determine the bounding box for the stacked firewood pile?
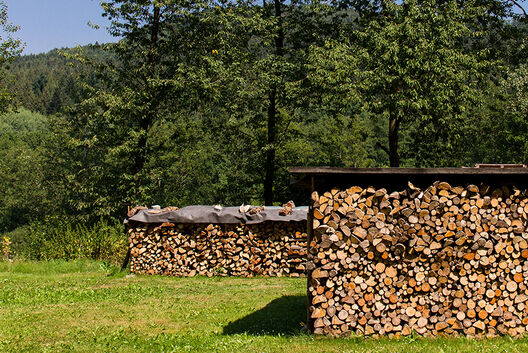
[309,181,528,337]
[129,221,307,277]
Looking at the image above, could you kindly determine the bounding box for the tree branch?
[376,142,390,157]
[511,0,527,17]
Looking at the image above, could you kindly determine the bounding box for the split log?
[128,221,307,277]
[308,181,528,337]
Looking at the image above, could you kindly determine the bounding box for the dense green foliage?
[0,109,52,231]
[3,261,528,351]
[6,217,126,263]
[6,45,108,115]
[1,0,528,241]
[311,0,499,166]
[0,1,23,114]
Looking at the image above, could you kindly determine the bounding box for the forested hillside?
[7,45,108,115]
[1,0,528,237]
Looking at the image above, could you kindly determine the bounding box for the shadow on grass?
[223,295,307,336]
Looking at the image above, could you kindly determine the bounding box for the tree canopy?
[0,1,23,113]
[1,0,528,231]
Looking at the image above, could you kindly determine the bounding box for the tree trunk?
[134,6,161,188]
[273,0,284,57]
[265,89,277,205]
[147,6,161,69]
[389,114,400,167]
[264,0,284,206]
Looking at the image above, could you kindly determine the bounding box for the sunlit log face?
[308,181,528,337]
[128,222,307,278]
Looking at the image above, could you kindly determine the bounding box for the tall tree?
[311,0,495,167]
[263,0,285,205]
[0,1,23,113]
[100,0,167,200]
[205,0,355,204]
[58,0,223,218]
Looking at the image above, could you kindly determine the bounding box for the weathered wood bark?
[309,181,528,337]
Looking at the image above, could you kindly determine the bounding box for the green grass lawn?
[1,261,528,352]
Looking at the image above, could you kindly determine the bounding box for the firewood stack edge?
[308,181,528,337]
[129,222,307,277]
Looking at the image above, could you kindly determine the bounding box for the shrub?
[1,236,11,260]
[8,216,127,264]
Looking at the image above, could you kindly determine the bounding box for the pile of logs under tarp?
[308,181,528,337]
[129,222,307,277]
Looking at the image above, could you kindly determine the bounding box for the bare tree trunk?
[134,6,161,187]
[265,89,277,205]
[388,114,400,167]
[264,0,284,206]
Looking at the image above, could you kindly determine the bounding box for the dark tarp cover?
[127,205,308,225]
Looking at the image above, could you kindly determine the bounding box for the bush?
[7,216,127,264]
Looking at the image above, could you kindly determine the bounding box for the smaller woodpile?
[309,181,528,337]
[128,221,307,277]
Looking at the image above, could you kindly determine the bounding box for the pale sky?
[4,0,528,55]
[4,0,116,55]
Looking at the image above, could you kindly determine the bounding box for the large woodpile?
[308,181,528,337]
[128,221,307,277]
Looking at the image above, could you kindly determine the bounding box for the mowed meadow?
[1,261,528,353]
